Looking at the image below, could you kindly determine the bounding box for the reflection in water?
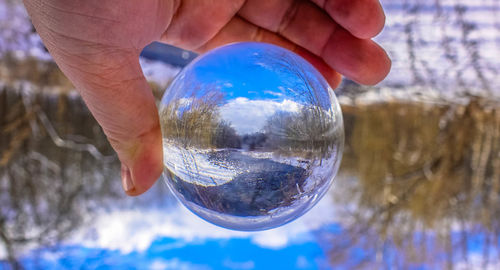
[1,85,499,268]
[0,87,120,268]
[329,100,500,269]
[1,0,499,267]
[159,42,344,231]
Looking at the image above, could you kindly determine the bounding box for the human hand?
[23,0,390,196]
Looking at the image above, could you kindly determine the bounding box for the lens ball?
[159,42,344,231]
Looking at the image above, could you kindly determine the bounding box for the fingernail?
[121,164,134,192]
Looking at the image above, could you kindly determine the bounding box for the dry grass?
[0,53,73,92]
[330,99,500,268]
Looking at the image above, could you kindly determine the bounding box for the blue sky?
[0,186,343,270]
[16,235,330,270]
[3,181,500,270]
[160,42,337,134]
[9,220,500,270]
[163,42,331,107]
[187,42,299,102]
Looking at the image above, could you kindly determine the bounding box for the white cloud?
[223,258,255,270]
[254,62,272,70]
[0,244,6,260]
[150,258,210,270]
[68,190,338,254]
[455,253,500,270]
[140,58,180,87]
[264,90,283,97]
[296,256,311,269]
[176,97,194,107]
[220,98,300,134]
[150,260,169,270]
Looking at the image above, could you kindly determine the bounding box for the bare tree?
[326,100,500,269]
[0,86,120,269]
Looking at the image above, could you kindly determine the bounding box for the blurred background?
[0,0,499,269]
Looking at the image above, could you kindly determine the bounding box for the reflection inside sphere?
[159,42,344,231]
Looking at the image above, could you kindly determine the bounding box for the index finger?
[237,0,390,84]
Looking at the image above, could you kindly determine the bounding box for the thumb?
[22,1,165,196]
[51,48,163,196]
[21,0,166,196]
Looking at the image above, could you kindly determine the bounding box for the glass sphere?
[159,42,344,231]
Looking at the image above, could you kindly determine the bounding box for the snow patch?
[163,143,239,186]
[139,58,180,87]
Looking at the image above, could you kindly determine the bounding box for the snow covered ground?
[163,138,341,202]
[163,142,240,186]
[376,0,499,95]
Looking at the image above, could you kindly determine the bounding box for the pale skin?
[22,0,391,196]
